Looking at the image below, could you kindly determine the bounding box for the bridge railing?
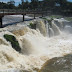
[0,9,51,14]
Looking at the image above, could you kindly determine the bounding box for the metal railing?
[0,9,51,14]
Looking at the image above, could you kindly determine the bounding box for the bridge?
[0,9,50,28]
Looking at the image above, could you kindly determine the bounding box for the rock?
[29,23,36,29]
[4,34,21,52]
[39,54,72,72]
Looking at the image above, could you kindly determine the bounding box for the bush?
[29,23,36,29]
[4,34,21,52]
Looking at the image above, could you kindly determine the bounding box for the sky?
[68,0,72,2]
[0,0,23,6]
[0,0,72,6]
[0,0,32,6]
[0,0,31,3]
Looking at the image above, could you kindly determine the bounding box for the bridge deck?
[0,9,51,28]
[0,12,43,17]
[0,9,50,16]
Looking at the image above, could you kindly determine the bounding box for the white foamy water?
[3,15,34,26]
[0,16,72,72]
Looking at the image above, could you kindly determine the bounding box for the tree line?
[0,0,72,15]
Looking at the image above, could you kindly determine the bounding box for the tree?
[24,0,29,9]
[42,0,54,10]
[18,3,22,9]
[7,0,15,9]
[21,0,24,9]
[31,0,39,9]
[55,0,67,9]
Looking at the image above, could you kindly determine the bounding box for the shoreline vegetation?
[0,0,72,17]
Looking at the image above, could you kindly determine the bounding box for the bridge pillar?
[42,13,44,17]
[34,14,35,19]
[23,14,25,21]
[0,17,3,28]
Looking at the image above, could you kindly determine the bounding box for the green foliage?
[30,0,39,9]
[47,19,52,24]
[30,23,33,26]
[29,23,36,29]
[65,17,72,21]
[0,2,8,9]
[43,0,56,8]
[0,1,15,9]
[49,15,63,19]
[43,18,53,24]
[43,18,53,28]
[47,18,53,28]
[4,34,21,52]
[7,1,15,9]
[0,0,72,15]
[42,17,48,20]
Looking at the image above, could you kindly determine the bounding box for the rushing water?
[0,17,72,72]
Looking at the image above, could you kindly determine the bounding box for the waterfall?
[36,20,47,36]
[64,25,72,33]
[12,27,31,36]
[43,19,61,37]
[0,18,72,72]
[54,20,63,30]
[51,20,61,36]
[45,20,49,36]
[49,28,54,37]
